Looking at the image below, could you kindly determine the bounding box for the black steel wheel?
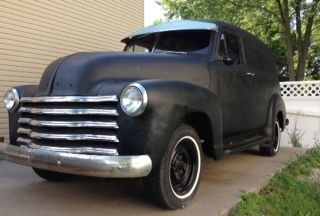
[169,136,201,199]
[260,120,281,156]
[144,124,202,209]
[32,168,70,182]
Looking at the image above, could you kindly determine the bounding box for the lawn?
[232,148,320,216]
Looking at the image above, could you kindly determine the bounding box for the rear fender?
[264,94,287,137]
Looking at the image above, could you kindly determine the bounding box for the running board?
[223,137,271,155]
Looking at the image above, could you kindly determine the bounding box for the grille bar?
[31,145,119,156]
[18,127,119,142]
[17,95,119,152]
[17,128,31,134]
[17,137,31,145]
[19,107,118,116]
[17,138,118,155]
[20,95,118,103]
[18,118,119,129]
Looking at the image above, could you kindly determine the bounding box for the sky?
[144,0,166,27]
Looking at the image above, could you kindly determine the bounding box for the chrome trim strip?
[17,137,31,145]
[30,132,119,142]
[28,143,119,156]
[17,128,119,142]
[18,118,119,129]
[20,95,118,103]
[0,143,152,178]
[17,128,31,134]
[19,107,118,116]
[17,138,118,155]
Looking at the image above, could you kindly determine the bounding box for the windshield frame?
[123,30,216,56]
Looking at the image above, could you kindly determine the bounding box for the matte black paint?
[38,52,210,96]
[8,20,286,167]
[117,80,223,164]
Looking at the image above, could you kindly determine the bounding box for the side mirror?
[223,53,237,65]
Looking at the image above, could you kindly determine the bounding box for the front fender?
[116,80,223,167]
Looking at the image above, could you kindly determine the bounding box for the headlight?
[120,83,148,116]
[3,88,19,111]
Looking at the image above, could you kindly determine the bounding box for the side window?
[218,32,242,64]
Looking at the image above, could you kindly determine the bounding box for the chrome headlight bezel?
[3,88,20,111]
[120,83,148,117]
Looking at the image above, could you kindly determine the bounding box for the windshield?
[125,33,156,53]
[124,30,212,55]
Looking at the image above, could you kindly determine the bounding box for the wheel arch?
[264,94,287,137]
[181,112,214,158]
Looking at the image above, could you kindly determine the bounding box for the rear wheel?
[260,120,281,156]
[32,168,70,182]
[144,125,202,209]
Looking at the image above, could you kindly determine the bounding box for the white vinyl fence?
[280,81,320,148]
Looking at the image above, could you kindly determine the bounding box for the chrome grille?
[16,96,119,155]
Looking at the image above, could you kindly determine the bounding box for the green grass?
[232,149,320,216]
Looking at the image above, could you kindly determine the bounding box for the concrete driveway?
[0,147,304,216]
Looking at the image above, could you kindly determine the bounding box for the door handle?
[246,72,255,77]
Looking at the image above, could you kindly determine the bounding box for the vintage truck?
[0,20,287,209]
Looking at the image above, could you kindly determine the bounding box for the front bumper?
[0,143,152,178]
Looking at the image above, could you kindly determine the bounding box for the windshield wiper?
[162,50,188,55]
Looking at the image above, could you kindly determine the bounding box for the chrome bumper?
[0,143,152,178]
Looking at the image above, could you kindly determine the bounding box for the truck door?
[217,31,254,136]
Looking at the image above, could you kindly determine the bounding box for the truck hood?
[37,52,210,96]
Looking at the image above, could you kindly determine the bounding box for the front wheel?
[144,125,202,209]
[260,120,281,156]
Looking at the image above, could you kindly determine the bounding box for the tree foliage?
[160,0,320,80]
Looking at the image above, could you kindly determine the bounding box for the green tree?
[153,18,164,25]
[306,26,320,80]
[161,0,320,81]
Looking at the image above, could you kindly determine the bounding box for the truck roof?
[122,20,252,42]
[131,20,218,37]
